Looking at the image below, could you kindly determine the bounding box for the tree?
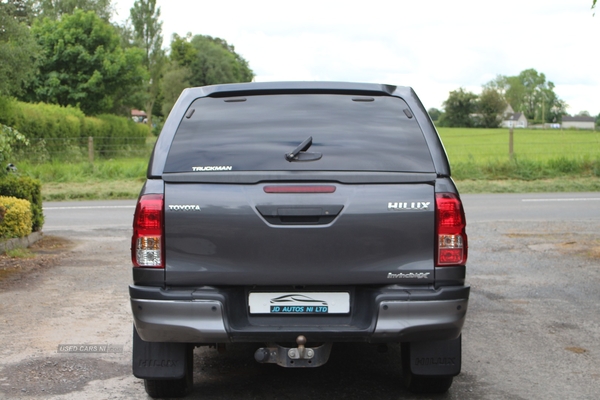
[516,69,549,121]
[0,0,37,25]
[0,1,41,96]
[170,34,254,87]
[32,0,114,21]
[161,62,191,116]
[503,75,526,114]
[477,88,506,128]
[130,0,165,126]
[440,88,478,127]
[576,110,591,117]
[25,10,146,115]
[427,108,442,122]
[482,75,509,97]
[485,69,566,124]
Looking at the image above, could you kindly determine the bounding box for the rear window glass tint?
[164,94,434,173]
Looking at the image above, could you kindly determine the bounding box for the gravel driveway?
[0,197,599,399]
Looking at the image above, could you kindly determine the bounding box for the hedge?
[0,97,150,157]
[0,196,32,239]
[0,175,44,232]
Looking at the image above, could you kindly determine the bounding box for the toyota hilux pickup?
[130,81,469,398]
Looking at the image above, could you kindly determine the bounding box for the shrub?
[0,196,32,239]
[0,96,17,126]
[94,114,149,156]
[0,124,29,164]
[0,98,150,162]
[0,175,44,231]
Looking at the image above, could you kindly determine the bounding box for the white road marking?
[522,198,600,202]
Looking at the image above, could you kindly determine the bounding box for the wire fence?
[14,136,155,164]
[439,129,600,162]
[10,130,600,166]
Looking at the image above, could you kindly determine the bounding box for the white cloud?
[114,0,600,114]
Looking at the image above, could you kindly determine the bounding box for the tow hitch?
[254,335,332,367]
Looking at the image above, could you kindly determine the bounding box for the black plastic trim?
[435,266,466,287]
[132,268,164,287]
[130,284,469,303]
[162,171,437,184]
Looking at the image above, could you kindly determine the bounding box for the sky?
[113,0,600,115]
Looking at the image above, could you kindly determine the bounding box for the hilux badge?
[388,202,430,210]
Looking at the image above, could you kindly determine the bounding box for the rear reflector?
[132,194,164,268]
[264,185,336,193]
[436,193,468,266]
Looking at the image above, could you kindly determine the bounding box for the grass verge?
[455,177,600,193]
[39,176,600,201]
[42,180,144,201]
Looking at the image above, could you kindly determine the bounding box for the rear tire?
[403,373,453,394]
[144,345,193,398]
[401,343,453,394]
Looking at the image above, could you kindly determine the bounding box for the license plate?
[248,292,350,314]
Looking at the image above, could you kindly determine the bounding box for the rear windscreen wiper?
[285,136,322,162]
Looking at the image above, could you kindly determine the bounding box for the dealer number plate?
[248,292,350,314]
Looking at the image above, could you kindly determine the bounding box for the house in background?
[131,109,147,123]
[561,116,595,130]
[501,112,528,128]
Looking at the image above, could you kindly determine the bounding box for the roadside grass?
[451,157,600,181]
[9,128,600,199]
[455,177,600,193]
[17,159,147,200]
[19,158,148,182]
[42,180,144,201]
[3,248,34,258]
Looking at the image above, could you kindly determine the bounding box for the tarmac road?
[0,193,599,399]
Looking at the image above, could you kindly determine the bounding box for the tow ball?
[254,335,332,368]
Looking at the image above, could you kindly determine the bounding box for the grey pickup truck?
[130,81,469,398]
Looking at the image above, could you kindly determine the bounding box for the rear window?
[164,94,435,173]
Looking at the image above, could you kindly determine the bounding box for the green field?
[436,128,600,184]
[437,127,600,162]
[14,127,600,200]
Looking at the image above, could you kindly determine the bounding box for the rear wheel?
[401,343,453,394]
[144,345,193,398]
[403,373,453,394]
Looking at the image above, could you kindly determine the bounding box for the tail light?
[132,194,164,268]
[436,193,468,266]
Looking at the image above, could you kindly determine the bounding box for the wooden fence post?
[88,136,94,164]
[509,127,514,159]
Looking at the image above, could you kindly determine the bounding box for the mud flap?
[407,335,461,377]
[132,326,189,379]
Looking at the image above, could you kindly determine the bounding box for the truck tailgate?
[164,182,435,286]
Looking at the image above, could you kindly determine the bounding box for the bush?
[0,196,32,238]
[94,114,149,155]
[1,123,29,164]
[0,98,150,161]
[0,96,17,126]
[0,175,44,231]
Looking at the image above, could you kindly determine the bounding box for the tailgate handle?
[256,205,343,225]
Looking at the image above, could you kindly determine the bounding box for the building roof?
[131,109,147,117]
[562,116,595,122]
[505,113,524,121]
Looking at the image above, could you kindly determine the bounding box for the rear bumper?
[130,285,469,343]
